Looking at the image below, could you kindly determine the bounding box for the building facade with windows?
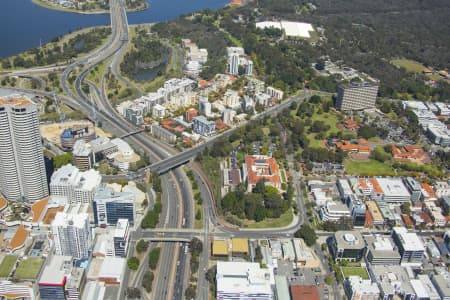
[93,186,135,226]
[336,82,379,111]
[51,212,92,259]
[0,95,48,202]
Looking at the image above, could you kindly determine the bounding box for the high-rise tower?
[0,95,48,202]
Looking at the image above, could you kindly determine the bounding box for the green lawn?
[390,59,425,73]
[0,256,17,278]
[344,159,395,176]
[341,267,369,280]
[14,258,44,280]
[245,209,293,229]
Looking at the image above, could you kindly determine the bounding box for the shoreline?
[31,0,149,15]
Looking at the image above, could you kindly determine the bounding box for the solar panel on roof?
[255,159,266,163]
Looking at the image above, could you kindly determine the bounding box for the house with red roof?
[243,155,282,192]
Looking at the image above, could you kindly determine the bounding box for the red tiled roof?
[402,214,414,227]
[245,155,281,186]
[290,285,320,300]
[369,178,383,194]
[421,183,436,199]
[8,224,29,251]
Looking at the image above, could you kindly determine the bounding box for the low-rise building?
[366,201,384,226]
[292,238,320,269]
[216,261,273,300]
[290,285,320,300]
[430,273,450,300]
[320,201,351,222]
[369,265,415,300]
[411,275,440,300]
[98,257,126,285]
[281,239,296,261]
[38,255,73,300]
[344,276,380,300]
[242,155,282,192]
[330,231,365,262]
[365,234,401,265]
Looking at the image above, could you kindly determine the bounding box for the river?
[0,0,229,58]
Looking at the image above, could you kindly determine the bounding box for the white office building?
[51,212,92,259]
[392,227,425,266]
[320,201,351,222]
[216,261,273,300]
[50,164,101,205]
[0,95,48,202]
[375,178,411,203]
[411,275,440,300]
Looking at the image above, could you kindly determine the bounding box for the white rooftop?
[216,261,272,297]
[52,212,89,228]
[39,255,73,285]
[110,138,134,156]
[99,257,126,280]
[376,178,410,197]
[393,227,425,252]
[256,21,315,38]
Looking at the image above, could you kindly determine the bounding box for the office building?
[216,261,273,300]
[0,95,48,202]
[346,194,366,227]
[344,276,380,300]
[336,82,379,111]
[98,257,126,285]
[364,234,401,265]
[411,275,440,300]
[329,231,365,262]
[392,227,425,266]
[369,265,415,300]
[52,212,92,259]
[38,255,73,300]
[60,125,96,150]
[50,164,101,205]
[430,273,450,300]
[72,140,95,170]
[403,177,423,203]
[93,185,135,226]
[113,219,130,257]
[320,201,351,222]
[192,116,216,137]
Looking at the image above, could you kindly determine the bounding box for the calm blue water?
[0,0,228,58]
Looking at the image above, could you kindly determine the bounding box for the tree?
[127,287,141,299]
[127,257,140,271]
[53,153,73,169]
[136,239,149,253]
[401,202,411,215]
[294,224,317,246]
[190,237,203,257]
[142,271,154,292]
[195,209,202,220]
[358,125,377,139]
[149,247,161,270]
